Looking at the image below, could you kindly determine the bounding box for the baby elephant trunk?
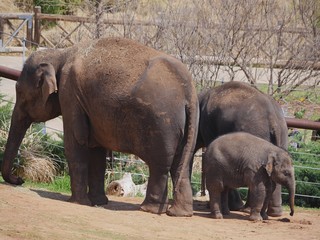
[287,181,295,216]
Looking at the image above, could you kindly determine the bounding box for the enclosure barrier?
[1,64,319,131]
[0,65,20,80]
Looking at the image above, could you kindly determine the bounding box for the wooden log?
[33,6,41,47]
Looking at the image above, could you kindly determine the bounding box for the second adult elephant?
[1,37,199,217]
[196,81,288,217]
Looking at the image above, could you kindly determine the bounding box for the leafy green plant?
[294,108,306,119]
[33,0,82,15]
[288,141,320,208]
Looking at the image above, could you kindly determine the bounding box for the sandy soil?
[0,183,319,240]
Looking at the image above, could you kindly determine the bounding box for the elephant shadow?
[193,199,249,221]
[30,189,141,212]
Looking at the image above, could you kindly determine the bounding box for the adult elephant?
[196,81,288,217]
[1,37,199,217]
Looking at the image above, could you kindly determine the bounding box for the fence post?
[26,16,32,48]
[33,6,41,48]
[0,18,3,47]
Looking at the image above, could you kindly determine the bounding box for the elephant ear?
[36,63,58,105]
[264,153,276,176]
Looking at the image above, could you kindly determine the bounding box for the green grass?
[1,173,71,194]
[19,174,71,194]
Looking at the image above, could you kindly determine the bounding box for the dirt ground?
[0,183,319,240]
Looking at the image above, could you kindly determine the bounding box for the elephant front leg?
[260,181,274,220]
[248,183,266,221]
[88,147,108,206]
[140,166,169,214]
[64,136,92,206]
[267,183,283,217]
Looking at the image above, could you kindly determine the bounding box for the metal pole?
[0,65,20,80]
[286,117,320,131]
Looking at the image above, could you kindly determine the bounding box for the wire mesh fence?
[0,92,319,206]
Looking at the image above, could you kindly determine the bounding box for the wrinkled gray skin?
[204,132,295,221]
[196,81,288,216]
[1,37,199,217]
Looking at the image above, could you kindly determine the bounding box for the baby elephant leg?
[248,183,266,221]
[221,188,230,215]
[260,181,274,220]
[207,182,223,219]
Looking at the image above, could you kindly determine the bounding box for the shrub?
[288,141,320,208]
[13,150,58,183]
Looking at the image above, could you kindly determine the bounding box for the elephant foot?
[68,195,92,206]
[267,205,283,217]
[3,174,24,185]
[210,211,223,219]
[240,206,251,213]
[89,194,109,206]
[261,212,269,220]
[249,214,263,221]
[249,209,263,221]
[221,207,230,215]
[166,203,193,217]
[140,200,168,215]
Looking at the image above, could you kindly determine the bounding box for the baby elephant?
[204,132,295,221]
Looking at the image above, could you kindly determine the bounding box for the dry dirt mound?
[0,183,319,240]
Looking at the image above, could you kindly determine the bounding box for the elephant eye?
[283,170,290,176]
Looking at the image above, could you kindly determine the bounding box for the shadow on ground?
[193,199,250,221]
[30,188,141,211]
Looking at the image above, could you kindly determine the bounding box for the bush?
[13,150,58,183]
[288,141,320,208]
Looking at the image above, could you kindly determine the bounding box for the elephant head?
[265,150,295,216]
[1,51,62,185]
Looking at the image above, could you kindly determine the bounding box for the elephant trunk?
[287,179,295,216]
[1,108,31,185]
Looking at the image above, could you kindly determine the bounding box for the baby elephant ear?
[36,63,58,105]
[264,153,275,176]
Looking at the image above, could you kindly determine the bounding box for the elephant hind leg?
[140,164,169,214]
[166,154,193,217]
[221,188,230,215]
[206,178,224,219]
[166,176,193,217]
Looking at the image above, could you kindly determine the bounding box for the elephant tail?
[269,100,288,149]
[174,94,199,194]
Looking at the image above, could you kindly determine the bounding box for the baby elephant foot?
[166,203,193,217]
[267,205,283,217]
[140,200,168,215]
[249,210,263,221]
[240,206,251,214]
[221,207,230,215]
[261,211,269,220]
